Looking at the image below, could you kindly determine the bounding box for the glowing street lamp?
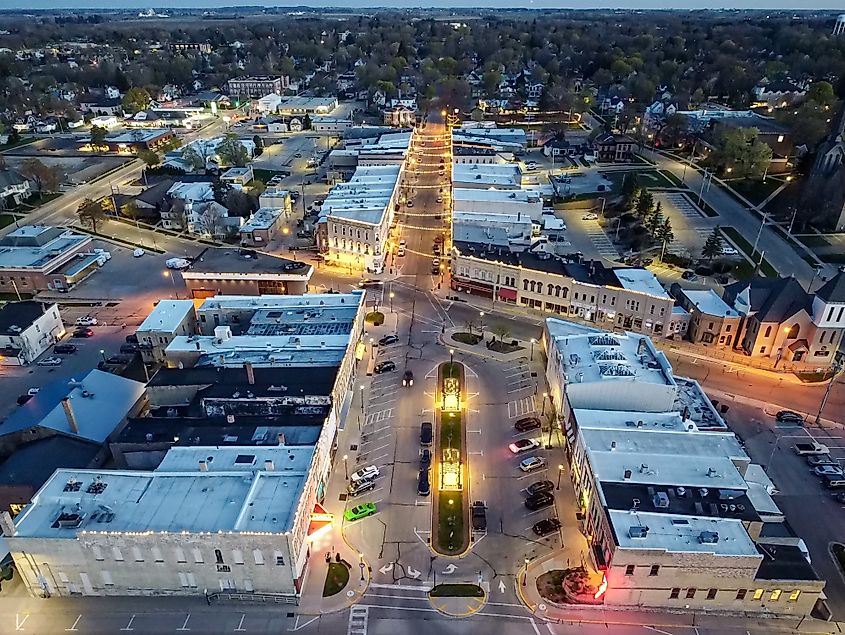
[530,338,536,361]
[343,454,349,480]
[479,311,485,334]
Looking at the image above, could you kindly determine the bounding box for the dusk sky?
[2,1,845,10]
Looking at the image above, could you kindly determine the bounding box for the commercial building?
[239,208,286,247]
[452,188,543,221]
[0,225,105,293]
[451,163,522,190]
[227,76,289,99]
[318,163,405,273]
[670,285,741,348]
[276,97,338,116]
[177,248,312,299]
[221,166,254,188]
[136,300,197,364]
[452,124,527,152]
[0,301,64,365]
[723,273,845,366]
[543,318,824,616]
[101,129,175,153]
[452,239,674,338]
[258,186,292,213]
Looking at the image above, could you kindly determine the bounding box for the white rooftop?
[198,292,363,312]
[156,445,314,474]
[580,426,748,465]
[680,289,740,318]
[323,164,401,227]
[452,163,521,187]
[0,228,90,270]
[167,180,214,202]
[240,207,283,233]
[573,409,695,432]
[452,188,541,204]
[137,300,195,334]
[614,268,670,299]
[610,510,759,556]
[589,452,747,490]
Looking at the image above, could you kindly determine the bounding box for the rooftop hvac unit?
[698,531,719,544]
[628,525,649,539]
[653,492,670,509]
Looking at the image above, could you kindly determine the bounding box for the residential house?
[594,133,636,163]
[161,181,215,230]
[0,301,65,366]
[0,169,32,206]
[670,285,741,348]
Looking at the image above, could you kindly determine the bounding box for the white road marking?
[508,397,536,418]
[65,615,82,631]
[120,615,135,631]
[529,618,542,635]
[176,614,191,631]
[347,606,369,635]
[15,614,29,631]
[234,614,246,632]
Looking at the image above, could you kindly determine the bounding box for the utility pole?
[752,212,769,259]
[815,362,842,425]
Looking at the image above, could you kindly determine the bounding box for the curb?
[427,588,487,617]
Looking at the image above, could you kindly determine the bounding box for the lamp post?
[530,338,536,361]
[359,552,365,581]
[99,349,106,363]
[163,270,179,299]
[449,348,454,366]
[343,454,349,480]
[557,464,564,490]
[360,384,365,414]
[389,291,395,313]
[522,558,530,586]
[479,311,485,335]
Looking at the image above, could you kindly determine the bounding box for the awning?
[307,503,333,541]
[788,339,809,353]
[497,288,517,301]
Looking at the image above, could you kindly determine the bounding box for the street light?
[359,552,366,581]
[343,454,349,480]
[360,384,365,414]
[449,348,455,366]
[556,464,564,490]
[99,349,106,363]
[522,558,530,586]
[530,338,536,361]
[163,270,179,299]
[479,311,485,335]
[389,291,395,313]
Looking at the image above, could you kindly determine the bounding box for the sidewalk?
[439,326,530,363]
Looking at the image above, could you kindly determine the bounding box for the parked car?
[814,465,844,477]
[132,248,145,257]
[510,439,541,454]
[397,246,406,257]
[582,213,598,221]
[524,492,554,511]
[54,343,77,354]
[344,503,377,522]
[347,477,376,497]
[165,257,190,270]
[417,469,430,496]
[831,491,845,503]
[420,421,433,447]
[515,417,541,432]
[402,370,414,387]
[681,270,697,281]
[119,343,138,354]
[75,316,97,326]
[533,517,562,537]
[471,501,487,531]
[283,261,305,272]
[519,456,547,473]
[776,410,804,424]
[419,449,431,470]
[379,334,399,346]
[350,465,380,484]
[807,454,839,467]
[73,327,94,338]
[526,480,555,496]
[374,360,396,374]
[406,200,414,208]
[359,278,384,288]
[106,355,131,365]
[795,442,829,455]
[37,356,63,366]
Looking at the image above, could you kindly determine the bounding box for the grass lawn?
[728,178,783,207]
[721,227,778,277]
[795,369,838,383]
[322,562,350,597]
[440,411,462,452]
[436,493,464,555]
[832,543,845,575]
[0,292,34,301]
[451,332,481,345]
[0,136,36,151]
[797,235,831,248]
[658,169,686,188]
[430,584,484,598]
[365,311,385,325]
[0,214,17,229]
[600,169,678,193]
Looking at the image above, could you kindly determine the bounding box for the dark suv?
[54,343,77,354]
[420,421,433,446]
[525,492,554,511]
[515,417,541,432]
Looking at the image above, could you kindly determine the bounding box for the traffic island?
[428,584,486,617]
[536,567,604,605]
[322,561,351,598]
[431,361,470,556]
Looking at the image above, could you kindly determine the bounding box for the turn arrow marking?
[378,562,394,575]
[442,564,456,574]
[407,566,421,579]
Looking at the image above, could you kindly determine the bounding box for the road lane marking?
[16,614,29,631]
[120,615,135,631]
[234,614,246,632]
[65,615,82,631]
[177,614,191,631]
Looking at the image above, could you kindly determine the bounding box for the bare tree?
[19,158,63,194]
[77,198,107,233]
[194,203,228,238]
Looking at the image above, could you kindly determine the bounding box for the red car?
[73,327,94,338]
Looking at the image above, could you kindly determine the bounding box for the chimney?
[199,460,208,472]
[264,460,275,471]
[682,405,690,422]
[610,441,617,451]
[277,432,286,446]
[244,362,255,385]
[61,398,79,434]
[0,511,15,537]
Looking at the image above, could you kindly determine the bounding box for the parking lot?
[654,191,719,258]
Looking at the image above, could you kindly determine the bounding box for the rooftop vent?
[628,525,649,539]
[698,531,719,544]
[653,491,670,509]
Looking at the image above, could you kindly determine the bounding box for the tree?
[303,113,312,130]
[491,324,511,343]
[181,145,209,172]
[89,125,108,148]
[137,149,160,167]
[252,135,264,157]
[217,135,250,167]
[224,188,253,217]
[644,200,663,236]
[702,226,725,261]
[121,87,152,115]
[708,127,772,179]
[195,203,228,238]
[19,158,62,193]
[122,201,141,220]
[635,189,654,219]
[77,198,107,233]
[655,217,674,261]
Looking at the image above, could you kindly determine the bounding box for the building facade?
[0,301,65,365]
[226,76,288,98]
[136,300,197,364]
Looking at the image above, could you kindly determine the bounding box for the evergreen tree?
[702,226,725,260]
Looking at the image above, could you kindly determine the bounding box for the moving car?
[420,421,433,447]
[533,517,562,537]
[344,503,377,522]
[471,501,487,531]
[417,469,430,496]
[520,456,547,472]
[53,343,77,354]
[776,410,804,424]
[524,492,554,511]
[374,360,396,374]
[347,478,376,497]
[359,278,384,288]
[73,327,94,338]
[436,196,443,203]
[75,316,97,326]
[397,246,406,257]
[37,356,63,367]
[526,480,555,496]
[379,334,399,346]
[406,200,414,208]
[582,213,598,221]
[166,257,191,270]
[350,465,380,484]
[510,439,541,454]
[515,417,541,432]
[431,258,441,274]
[402,370,414,387]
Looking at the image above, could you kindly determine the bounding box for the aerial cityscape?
[0,4,844,634]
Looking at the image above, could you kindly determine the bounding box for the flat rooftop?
[573,409,696,432]
[186,248,311,278]
[452,163,521,187]
[601,482,760,522]
[0,300,50,335]
[13,455,313,538]
[545,319,676,388]
[589,452,748,490]
[198,292,363,313]
[105,128,171,143]
[0,228,90,270]
[137,299,195,334]
[323,164,401,226]
[156,445,314,473]
[610,510,759,556]
[579,426,747,464]
[247,307,355,337]
[278,96,337,112]
[240,208,283,232]
[756,544,820,581]
[452,188,541,204]
[673,377,727,431]
[679,289,739,318]
[614,268,670,299]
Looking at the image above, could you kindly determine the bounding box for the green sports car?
[344,502,377,522]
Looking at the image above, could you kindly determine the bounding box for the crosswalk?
[583,222,619,258]
[347,606,369,635]
[508,396,536,418]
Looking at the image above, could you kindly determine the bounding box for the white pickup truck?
[794,442,830,456]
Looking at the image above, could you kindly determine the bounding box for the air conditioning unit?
[628,525,649,539]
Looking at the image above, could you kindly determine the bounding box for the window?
[770,590,781,601]
[837,307,844,322]
[175,548,186,563]
[764,325,772,337]
[193,548,203,564]
[649,565,659,576]
[178,572,190,588]
[752,589,764,600]
[92,545,104,561]
[685,588,696,599]
[102,571,114,586]
[786,323,800,339]
[233,550,244,565]
[152,547,164,563]
[725,324,731,332]
[760,346,766,354]
[707,588,717,600]
[523,280,529,291]
[274,551,285,566]
[788,590,801,602]
[736,589,747,600]
[625,565,635,576]
[669,588,680,599]
[253,549,264,565]
[548,283,554,295]
[215,549,224,565]
[112,547,124,562]
[562,288,568,299]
